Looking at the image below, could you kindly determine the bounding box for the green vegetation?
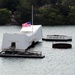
[0,8,11,25]
[0,0,75,25]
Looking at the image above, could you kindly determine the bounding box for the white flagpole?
[31,5,34,43]
[32,5,33,25]
[32,5,33,36]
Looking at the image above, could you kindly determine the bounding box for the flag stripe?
[22,22,31,27]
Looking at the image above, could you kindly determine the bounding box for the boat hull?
[42,38,72,41]
[42,35,72,42]
[52,43,72,49]
[0,54,45,58]
[0,50,45,58]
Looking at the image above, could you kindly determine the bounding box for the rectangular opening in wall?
[11,42,16,49]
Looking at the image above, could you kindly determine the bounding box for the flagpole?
[32,5,34,40]
[32,5,33,38]
[32,5,33,25]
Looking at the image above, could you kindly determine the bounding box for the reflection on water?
[0,25,75,75]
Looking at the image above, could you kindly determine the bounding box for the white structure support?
[2,25,42,51]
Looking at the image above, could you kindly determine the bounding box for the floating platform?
[0,25,45,58]
[0,51,45,58]
[52,43,72,49]
[42,35,72,41]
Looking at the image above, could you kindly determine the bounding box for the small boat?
[42,35,72,41]
[52,43,72,49]
[0,50,45,58]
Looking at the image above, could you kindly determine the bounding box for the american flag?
[22,22,31,27]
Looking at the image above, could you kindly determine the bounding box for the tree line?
[0,0,75,25]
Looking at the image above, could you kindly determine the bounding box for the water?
[0,25,75,75]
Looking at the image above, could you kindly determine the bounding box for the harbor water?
[0,25,75,75]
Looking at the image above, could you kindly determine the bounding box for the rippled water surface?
[0,25,75,75]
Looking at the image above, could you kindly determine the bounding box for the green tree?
[50,0,58,5]
[62,0,75,6]
[28,0,50,7]
[15,0,32,24]
[67,6,75,24]
[0,0,20,13]
[0,8,12,25]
